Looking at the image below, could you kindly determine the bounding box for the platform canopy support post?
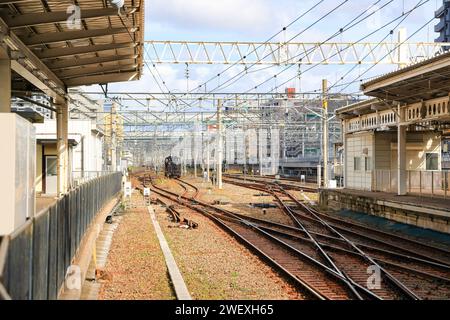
[0,49,11,113]
[110,102,118,172]
[397,103,407,195]
[56,95,69,195]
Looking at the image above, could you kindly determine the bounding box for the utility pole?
[259,129,263,176]
[206,126,210,183]
[193,130,197,178]
[244,127,247,181]
[217,99,223,189]
[183,133,187,176]
[201,131,204,173]
[322,79,329,188]
[153,128,157,173]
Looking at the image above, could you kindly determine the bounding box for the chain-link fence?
[0,172,122,300]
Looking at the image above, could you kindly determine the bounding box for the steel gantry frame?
[145,40,449,66]
[77,90,353,173]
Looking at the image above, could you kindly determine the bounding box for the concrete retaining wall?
[320,189,450,234]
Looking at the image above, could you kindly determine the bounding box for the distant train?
[164,156,181,178]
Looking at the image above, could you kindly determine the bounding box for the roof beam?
[0,0,34,4]
[11,60,61,99]
[0,18,65,99]
[56,63,137,79]
[1,8,135,29]
[36,42,136,59]
[21,27,132,46]
[65,71,138,87]
[47,54,137,69]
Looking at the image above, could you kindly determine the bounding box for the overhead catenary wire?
[223,0,404,110]
[336,19,435,94]
[213,0,429,124]
[326,0,430,93]
[138,0,328,115]
[243,0,430,102]
[167,0,357,114]
[160,0,350,112]
[243,0,401,94]
[177,0,328,97]
[201,0,352,95]
[119,11,196,112]
[134,1,388,113]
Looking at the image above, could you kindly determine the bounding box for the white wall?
[34,119,104,174]
[345,131,442,192]
[389,132,441,171]
[345,132,374,191]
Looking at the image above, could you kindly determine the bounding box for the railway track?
[133,172,450,299]
[220,176,450,299]
[146,177,365,299]
[224,176,450,264]
[223,174,318,193]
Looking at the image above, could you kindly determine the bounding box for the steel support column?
[217,99,223,189]
[397,104,407,195]
[56,96,69,195]
[342,120,347,189]
[206,128,210,182]
[258,129,263,176]
[0,54,11,112]
[110,102,117,172]
[322,79,329,188]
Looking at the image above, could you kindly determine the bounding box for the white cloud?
[146,0,287,37]
[82,0,439,100]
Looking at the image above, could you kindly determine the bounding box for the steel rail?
[221,176,421,299]
[171,177,450,285]
[224,176,450,267]
[275,185,422,300]
[172,178,382,300]
[259,224,450,284]
[143,179,328,299]
[144,175,371,299]
[268,186,364,299]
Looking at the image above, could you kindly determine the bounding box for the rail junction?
[0,0,449,303]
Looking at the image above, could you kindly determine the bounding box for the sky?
[81,0,444,108]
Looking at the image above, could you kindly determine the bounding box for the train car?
[164,156,181,178]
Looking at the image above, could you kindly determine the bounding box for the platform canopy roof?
[0,0,144,98]
[335,98,391,118]
[360,51,450,105]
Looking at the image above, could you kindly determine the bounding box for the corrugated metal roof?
[1,0,144,88]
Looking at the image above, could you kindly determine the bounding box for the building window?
[365,157,371,171]
[425,153,439,171]
[354,157,361,171]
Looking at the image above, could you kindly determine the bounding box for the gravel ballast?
[154,178,304,300]
[98,192,175,300]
